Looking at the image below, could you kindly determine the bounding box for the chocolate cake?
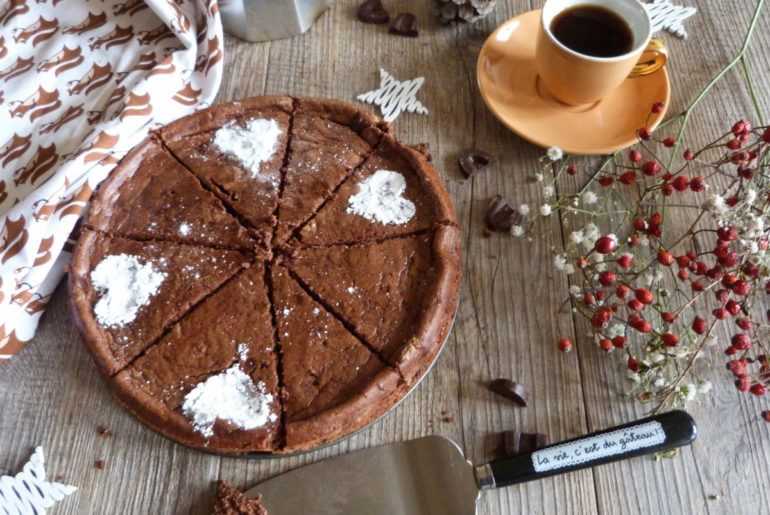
[69,96,461,454]
[213,481,268,515]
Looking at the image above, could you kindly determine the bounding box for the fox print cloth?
[0,0,224,363]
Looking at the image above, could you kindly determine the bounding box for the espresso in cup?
[550,5,633,58]
[535,0,666,106]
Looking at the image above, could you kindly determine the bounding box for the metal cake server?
[246,410,696,514]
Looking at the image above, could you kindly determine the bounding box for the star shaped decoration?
[644,0,697,39]
[0,447,76,514]
[357,68,428,122]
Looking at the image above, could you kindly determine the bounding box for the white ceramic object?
[219,0,333,42]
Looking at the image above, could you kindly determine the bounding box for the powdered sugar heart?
[91,254,166,327]
[212,118,283,178]
[346,169,416,225]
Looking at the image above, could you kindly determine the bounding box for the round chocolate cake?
[69,96,461,454]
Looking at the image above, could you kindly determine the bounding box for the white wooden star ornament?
[644,0,697,39]
[0,447,76,514]
[357,69,428,122]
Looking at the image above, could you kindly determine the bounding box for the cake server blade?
[246,411,696,515]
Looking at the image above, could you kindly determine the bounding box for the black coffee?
[550,5,633,58]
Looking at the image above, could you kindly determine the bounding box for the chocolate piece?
[213,481,268,515]
[389,13,419,37]
[488,378,528,406]
[459,149,493,178]
[500,430,548,456]
[485,196,522,232]
[357,0,389,24]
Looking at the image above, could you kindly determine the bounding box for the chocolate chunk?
[485,196,522,232]
[500,430,548,456]
[357,0,390,24]
[389,13,419,37]
[488,378,528,406]
[412,142,432,161]
[459,149,494,178]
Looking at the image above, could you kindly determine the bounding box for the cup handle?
[629,38,667,77]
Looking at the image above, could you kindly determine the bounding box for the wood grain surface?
[2,1,769,514]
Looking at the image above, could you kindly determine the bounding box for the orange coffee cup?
[535,0,667,106]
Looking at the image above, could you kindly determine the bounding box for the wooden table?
[2,1,769,513]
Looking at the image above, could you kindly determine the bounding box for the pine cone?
[433,0,496,24]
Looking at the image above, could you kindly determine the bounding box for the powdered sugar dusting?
[212,118,283,178]
[346,170,416,225]
[182,364,276,438]
[91,254,166,327]
[178,222,191,236]
[238,343,249,361]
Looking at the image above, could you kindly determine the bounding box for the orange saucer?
[477,10,670,155]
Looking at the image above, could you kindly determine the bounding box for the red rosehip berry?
[692,281,704,291]
[616,284,631,299]
[717,226,738,241]
[733,279,750,296]
[732,333,752,350]
[634,320,651,333]
[763,127,770,143]
[596,291,607,301]
[732,120,746,136]
[558,338,573,352]
[743,263,759,278]
[766,280,770,294]
[715,289,729,302]
[628,356,639,371]
[736,376,751,391]
[627,299,644,311]
[651,102,665,113]
[750,384,766,396]
[662,172,674,181]
[683,149,695,160]
[577,258,588,269]
[690,177,705,192]
[663,137,676,147]
[617,255,632,268]
[692,316,708,334]
[598,271,616,286]
[635,288,654,305]
[676,255,690,268]
[612,335,627,349]
[706,267,723,281]
[638,127,652,140]
[566,164,578,175]
[678,269,689,281]
[662,333,679,347]
[737,318,753,331]
[727,138,742,150]
[661,312,675,323]
[713,307,729,320]
[728,358,748,376]
[619,171,636,185]
[713,244,729,259]
[662,184,674,196]
[693,261,708,276]
[629,150,642,162]
[641,161,661,176]
[672,176,689,191]
[657,251,674,266]
[583,293,595,305]
[594,236,616,254]
[725,196,739,207]
[722,274,737,287]
[598,176,615,187]
[633,218,646,231]
[763,411,770,422]
[720,251,739,268]
[738,166,754,179]
[726,299,741,316]
[599,338,613,351]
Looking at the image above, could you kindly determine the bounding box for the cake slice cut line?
[263,262,289,449]
[269,98,298,247]
[277,132,387,247]
[287,226,436,251]
[110,261,259,378]
[286,268,402,380]
[82,226,263,254]
[160,141,273,252]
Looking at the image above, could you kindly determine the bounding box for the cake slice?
[296,134,456,246]
[158,96,294,244]
[111,263,282,454]
[273,98,386,245]
[69,230,252,376]
[270,264,402,451]
[213,481,268,515]
[287,226,461,385]
[87,138,255,249]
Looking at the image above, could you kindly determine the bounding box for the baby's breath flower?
[543,185,555,198]
[535,172,544,182]
[511,225,525,237]
[547,146,563,161]
[519,203,530,216]
[540,204,552,216]
[569,230,584,245]
[582,191,598,205]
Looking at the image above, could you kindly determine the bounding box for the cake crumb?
[98,427,112,437]
[95,460,105,470]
